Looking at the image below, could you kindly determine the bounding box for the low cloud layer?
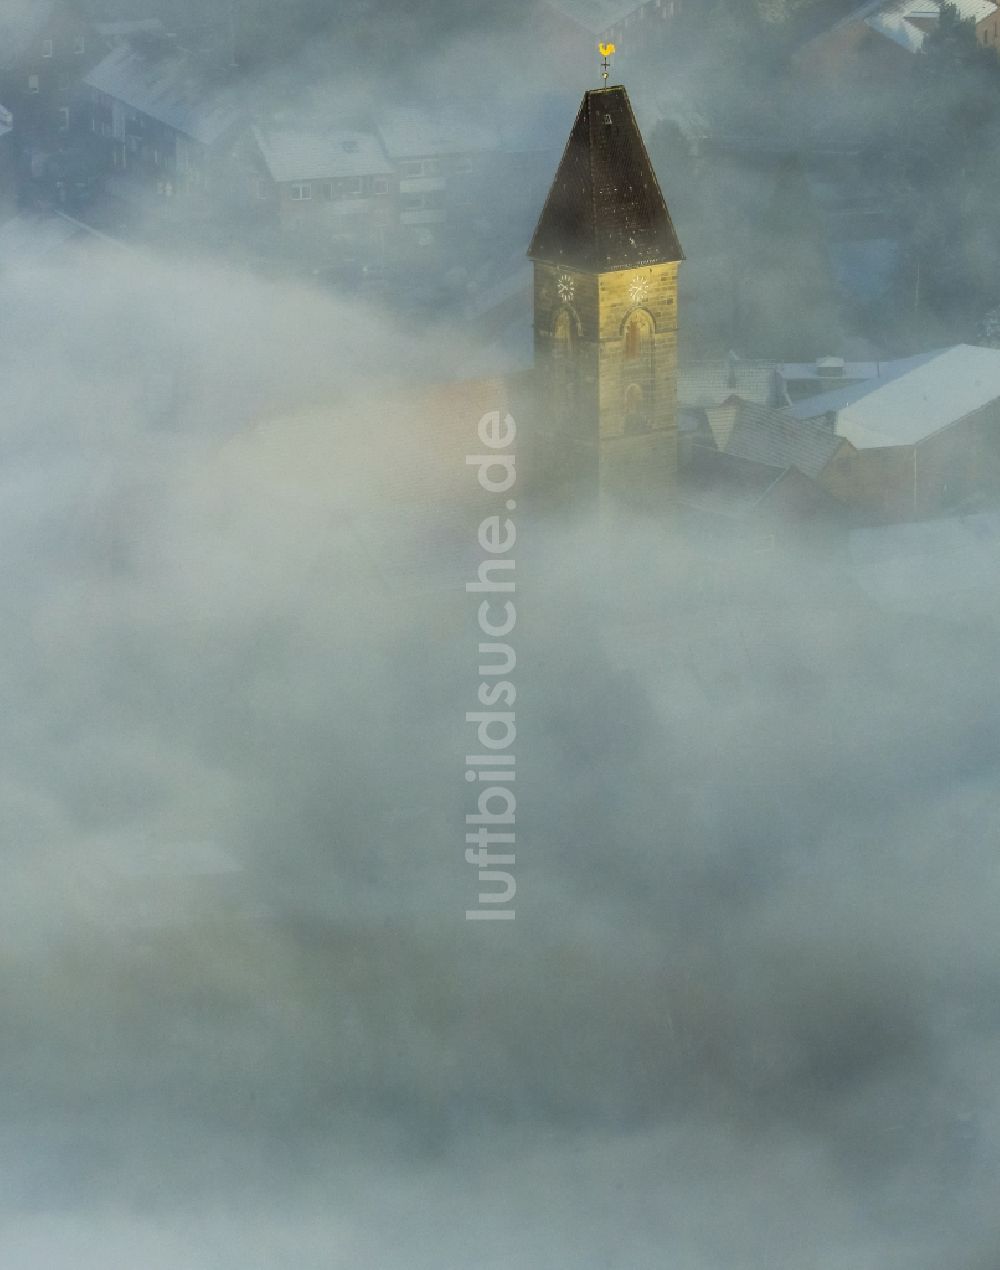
[1,213,999,1270]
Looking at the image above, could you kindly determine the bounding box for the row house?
[976,1,1000,46]
[375,109,504,250]
[0,0,99,151]
[243,104,550,268]
[245,126,396,259]
[84,43,243,198]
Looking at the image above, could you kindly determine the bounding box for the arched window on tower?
[624,311,652,362]
[553,308,576,362]
[624,383,650,434]
[552,308,577,419]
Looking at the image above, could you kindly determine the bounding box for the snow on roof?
[781,359,882,381]
[865,1,938,52]
[802,0,997,55]
[376,109,501,158]
[253,127,392,184]
[785,350,944,419]
[866,0,997,51]
[794,345,1000,448]
[679,360,783,410]
[84,46,243,147]
[707,398,847,478]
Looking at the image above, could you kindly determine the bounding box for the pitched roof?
[376,109,501,159]
[679,359,783,409]
[543,0,651,35]
[785,350,941,419]
[707,398,848,479]
[795,344,1000,449]
[527,84,683,272]
[800,0,998,56]
[84,46,243,147]
[252,127,392,184]
[862,1,1000,54]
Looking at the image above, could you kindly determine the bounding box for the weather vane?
[599,42,616,87]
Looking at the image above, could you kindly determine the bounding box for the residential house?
[375,108,504,253]
[247,126,395,261]
[679,347,1000,530]
[0,0,99,166]
[84,43,244,199]
[976,1,1000,45]
[794,0,999,80]
[680,396,852,545]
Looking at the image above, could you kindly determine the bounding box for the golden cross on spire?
[598,42,616,86]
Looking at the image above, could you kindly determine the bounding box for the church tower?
[528,84,683,515]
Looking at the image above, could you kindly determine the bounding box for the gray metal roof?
[84,46,243,147]
[707,398,847,479]
[253,127,392,184]
[800,0,997,55]
[790,345,1000,448]
[679,360,783,409]
[785,351,941,420]
[376,108,501,159]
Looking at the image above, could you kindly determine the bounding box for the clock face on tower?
[557,273,575,303]
[628,275,649,305]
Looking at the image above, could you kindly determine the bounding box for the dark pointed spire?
[528,85,684,273]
